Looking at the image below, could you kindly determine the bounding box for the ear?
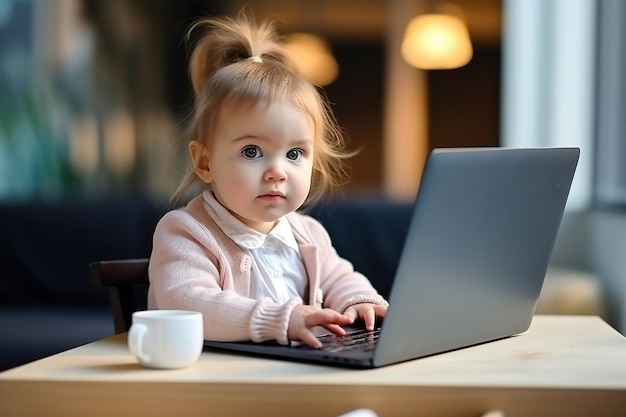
[189,140,213,184]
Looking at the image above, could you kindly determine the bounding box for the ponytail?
[186,12,293,100]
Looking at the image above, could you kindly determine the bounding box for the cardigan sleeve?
[148,205,300,344]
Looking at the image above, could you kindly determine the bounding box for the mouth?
[258,191,286,199]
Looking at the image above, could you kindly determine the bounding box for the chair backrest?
[90,259,150,334]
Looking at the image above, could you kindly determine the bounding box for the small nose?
[264,160,287,182]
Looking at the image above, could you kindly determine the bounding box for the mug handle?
[128,323,151,365]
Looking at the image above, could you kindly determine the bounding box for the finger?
[298,329,322,349]
[306,309,353,328]
[343,307,358,322]
[361,307,376,331]
[373,304,388,319]
[321,323,347,336]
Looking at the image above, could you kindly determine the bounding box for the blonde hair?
[173,11,352,207]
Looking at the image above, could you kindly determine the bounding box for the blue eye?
[242,146,262,159]
[286,148,303,161]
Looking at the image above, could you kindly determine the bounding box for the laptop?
[203,147,580,368]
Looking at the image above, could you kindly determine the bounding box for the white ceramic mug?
[128,310,203,369]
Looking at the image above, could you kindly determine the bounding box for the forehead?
[217,97,313,130]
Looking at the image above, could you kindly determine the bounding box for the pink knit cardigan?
[148,194,387,345]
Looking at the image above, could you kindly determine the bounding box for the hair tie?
[248,55,263,63]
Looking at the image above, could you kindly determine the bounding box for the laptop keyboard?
[314,327,381,353]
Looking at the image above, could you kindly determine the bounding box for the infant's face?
[208,99,314,234]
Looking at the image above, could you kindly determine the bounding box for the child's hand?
[343,303,388,331]
[288,305,354,348]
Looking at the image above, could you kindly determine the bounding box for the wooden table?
[1,315,625,417]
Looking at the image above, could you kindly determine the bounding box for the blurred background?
[3,0,626,207]
[0,0,503,199]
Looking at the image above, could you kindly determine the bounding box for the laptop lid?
[373,147,579,366]
[204,147,580,369]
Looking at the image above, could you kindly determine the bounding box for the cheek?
[302,160,314,179]
[217,160,260,191]
[218,163,245,184]
[292,162,314,187]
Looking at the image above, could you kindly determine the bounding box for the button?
[240,256,251,273]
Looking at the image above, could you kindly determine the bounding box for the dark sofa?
[0,193,413,371]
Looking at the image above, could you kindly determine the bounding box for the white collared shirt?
[202,191,307,303]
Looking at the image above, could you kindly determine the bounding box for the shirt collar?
[202,190,299,251]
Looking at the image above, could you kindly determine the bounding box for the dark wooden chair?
[90,258,150,334]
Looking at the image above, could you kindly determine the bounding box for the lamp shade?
[282,33,339,86]
[401,11,473,70]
